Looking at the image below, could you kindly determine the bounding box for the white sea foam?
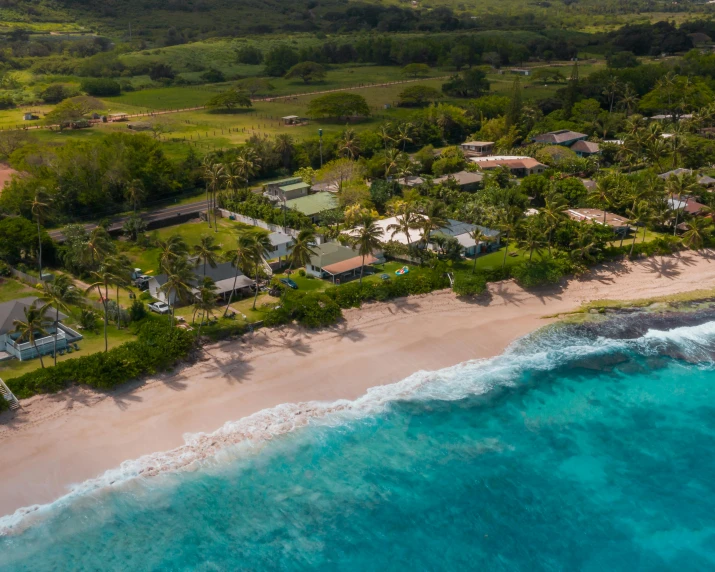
[2,319,715,536]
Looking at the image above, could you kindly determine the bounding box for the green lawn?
[0,278,36,303]
[0,324,136,380]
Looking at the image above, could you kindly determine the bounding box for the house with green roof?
[264,177,311,202]
[284,192,338,222]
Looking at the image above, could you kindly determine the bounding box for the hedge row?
[7,321,194,400]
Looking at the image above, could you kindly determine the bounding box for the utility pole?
[129,21,132,43]
[318,128,323,168]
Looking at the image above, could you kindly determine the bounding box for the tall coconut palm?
[40,275,81,365]
[395,122,414,152]
[339,127,360,159]
[204,161,225,229]
[13,303,52,368]
[468,228,491,273]
[287,229,318,272]
[383,147,401,179]
[246,232,273,310]
[235,147,261,190]
[587,177,618,226]
[160,257,195,328]
[519,216,548,261]
[619,84,639,117]
[420,201,449,247]
[29,188,52,280]
[157,235,189,273]
[682,216,713,250]
[540,192,569,252]
[223,231,260,317]
[124,179,146,213]
[84,263,120,352]
[274,133,294,169]
[105,254,133,329]
[626,201,652,257]
[498,206,522,269]
[193,277,218,341]
[602,76,622,114]
[570,224,598,263]
[83,226,114,270]
[193,234,222,276]
[349,214,384,284]
[387,209,420,249]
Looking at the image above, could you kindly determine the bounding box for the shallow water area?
[2,312,715,571]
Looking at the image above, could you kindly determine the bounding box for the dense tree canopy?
[307,93,370,119]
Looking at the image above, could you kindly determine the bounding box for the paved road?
[48,200,208,243]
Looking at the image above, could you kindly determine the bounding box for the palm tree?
[395,122,414,152]
[287,229,318,272]
[204,161,225,230]
[602,76,621,114]
[383,147,401,179]
[13,303,52,369]
[84,264,120,352]
[682,216,713,250]
[29,188,51,280]
[160,257,195,328]
[124,179,146,213]
[498,206,522,269]
[570,224,598,263]
[105,254,133,329]
[468,228,490,273]
[587,177,618,226]
[245,232,273,310]
[40,275,81,365]
[223,231,260,317]
[349,214,385,284]
[235,147,261,190]
[519,217,548,261]
[387,209,420,249]
[274,133,294,169]
[626,201,652,257]
[540,192,569,253]
[339,127,360,159]
[619,84,639,117]
[193,234,222,276]
[420,201,449,247]
[193,277,218,341]
[378,122,394,175]
[157,235,189,273]
[83,226,114,270]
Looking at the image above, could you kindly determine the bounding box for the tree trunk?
[37,218,43,280]
[54,307,59,366]
[529,247,534,261]
[252,264,260,310]
[472,250,478,274]
[206,186,211,227]
[223,263,240,317]
[359,255,365,284]
[33,336,45,369]
[630,231,638,257]
[116,286,121,329]
[501,236,510,269]
[96,285,108,352]
[642,225,648,243]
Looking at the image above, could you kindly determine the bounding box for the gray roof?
[309,242,362,268]
[570,140,600,154]
[269,231,294,247]
[0,297,67,335]
[659,168,693,180]
[433,170,484,187]
[438,219,500,239]
[153,262,248,290]
[534,130,588,144]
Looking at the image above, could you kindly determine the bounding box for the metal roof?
[285,192,338,216]
[279,181,311,192]
[0,297,67,335]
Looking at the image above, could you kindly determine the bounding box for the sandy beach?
[1,251,715,517]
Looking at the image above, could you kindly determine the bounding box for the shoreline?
[1,251,715,518]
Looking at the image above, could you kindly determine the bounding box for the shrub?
[139,291,154,301]
[129,299,147,322]
[0,261,10,277]
[452,272,487,296]
[7,321,194,400]
[511,257,573,288]
[298,269,306,277]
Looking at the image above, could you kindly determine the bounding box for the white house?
[149,262,255,305]
[0,297,82,362]
[267,231,295,261]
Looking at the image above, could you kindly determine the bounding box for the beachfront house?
[0,297,83,362]
[567,208,631,234]
[149,262,255,305]
[267,231,295,261]
[284,192,338,223]
[306,243,384,284]
[366,216,500,257]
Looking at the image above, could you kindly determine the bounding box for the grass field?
[0,278,36,303]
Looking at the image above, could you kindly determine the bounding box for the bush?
[80,78,121,96]
[129,299,147,322]
[7,321,194,400]
[298,269,306,277]
[452,272,487,296]
[0,261,10,277]
[511,257,573,288]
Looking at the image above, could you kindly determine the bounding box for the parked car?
[148,301,170,314]
[280,278,299,290]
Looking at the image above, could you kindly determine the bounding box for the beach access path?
[1,251,714,516]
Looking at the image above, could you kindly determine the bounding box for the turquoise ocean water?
[2,313,715,571]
